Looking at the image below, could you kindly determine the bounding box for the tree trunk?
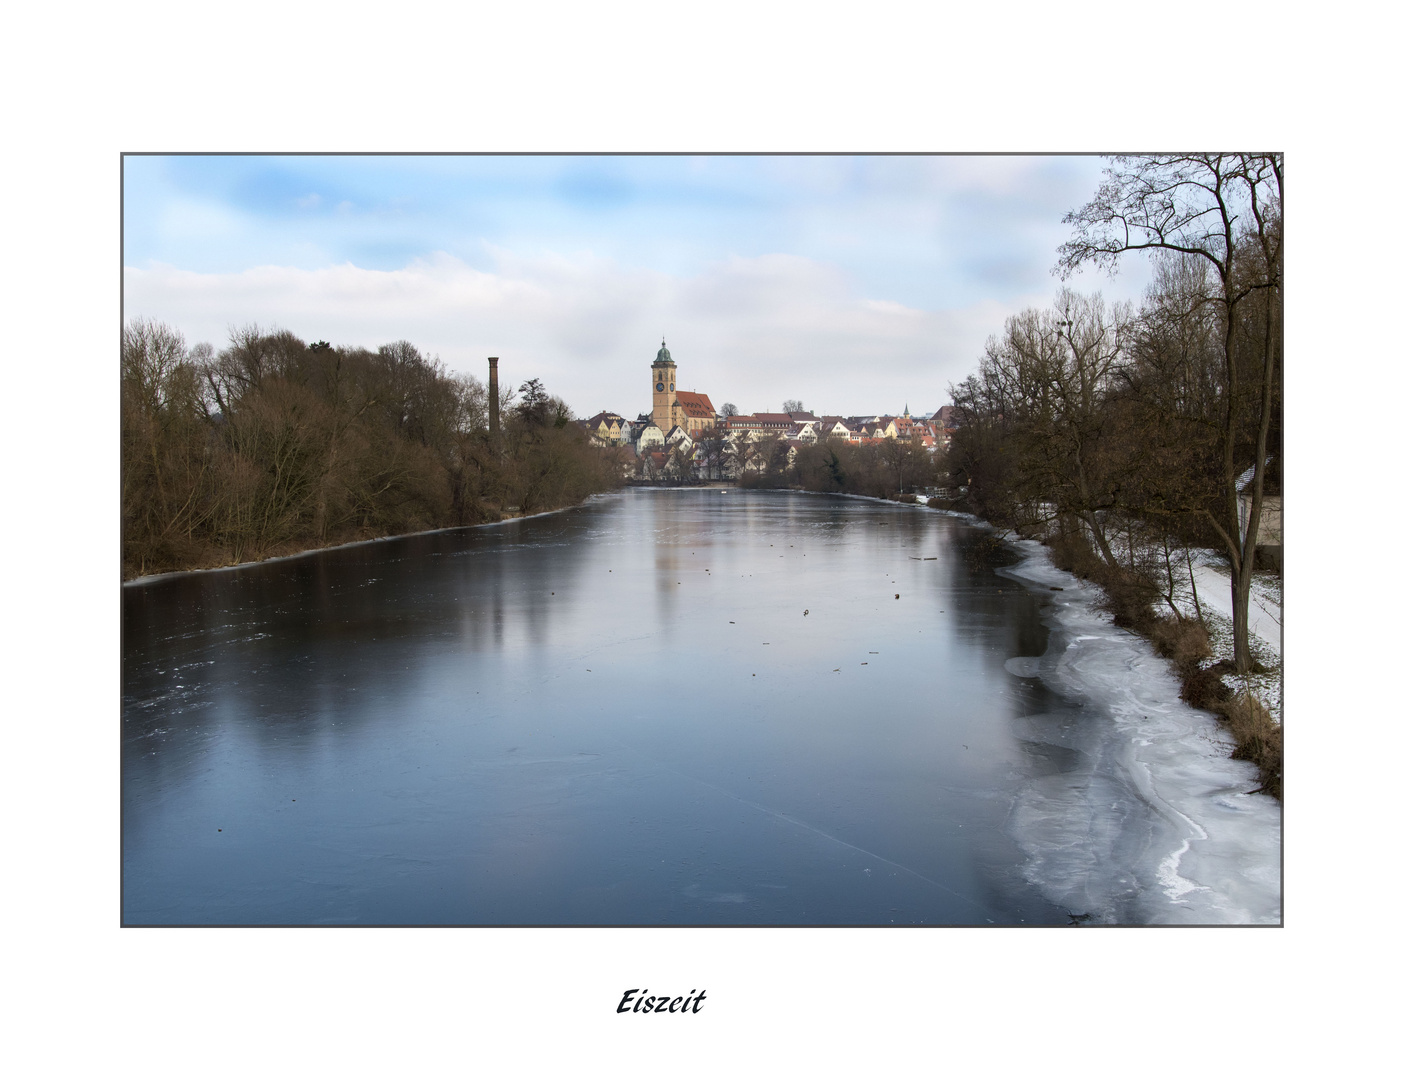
[1230,290,1279,672]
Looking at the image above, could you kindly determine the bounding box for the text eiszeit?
[617,989,706,1014]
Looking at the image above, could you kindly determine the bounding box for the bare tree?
[723,429,760,479]
[963,290,1133,561]
[1060,154,1281,672]
[694,424,729,481]
[876,429,935,496]
[122,322,621,577]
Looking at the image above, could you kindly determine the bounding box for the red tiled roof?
[673,390,715,418]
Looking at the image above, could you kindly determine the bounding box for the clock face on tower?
[656,382,664,392]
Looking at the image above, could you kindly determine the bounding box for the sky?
[122,154,1150,419]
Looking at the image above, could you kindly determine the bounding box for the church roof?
[673,390,715,418]
[653,338,674,365]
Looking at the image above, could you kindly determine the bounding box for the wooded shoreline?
[122,322,625,581]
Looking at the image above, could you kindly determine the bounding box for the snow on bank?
[999,540,1281,924]
[1176,552,1282,721]
[1187,554,1281,656]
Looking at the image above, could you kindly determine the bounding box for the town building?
[584,411,632,446]
[818,417,855,442]
[624,337,958,478]
[636,421,666,453]
[650,339,717,437]
[932,405,963,430]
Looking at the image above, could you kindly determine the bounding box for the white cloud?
[124,249,1046,418]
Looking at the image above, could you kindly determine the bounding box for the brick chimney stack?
[488,357,500,439]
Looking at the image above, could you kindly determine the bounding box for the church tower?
[651,338,677,430]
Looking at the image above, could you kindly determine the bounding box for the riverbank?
[910,492,1282,799]
[1042,529,1282,799]
[121,495,616,586]
[997,541,1281,923]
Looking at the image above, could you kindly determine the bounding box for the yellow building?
[650,339,716,437]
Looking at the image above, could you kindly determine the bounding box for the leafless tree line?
[734,431,938,499]
[122,323,621,578]
[947,154,1282,675]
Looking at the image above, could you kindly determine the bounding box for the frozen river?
[122,489,1279,925]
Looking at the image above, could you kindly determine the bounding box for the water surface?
[123,490,1094,925]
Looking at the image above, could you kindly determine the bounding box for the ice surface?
[999,541,1281,924]
[1003,657,1043,679]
